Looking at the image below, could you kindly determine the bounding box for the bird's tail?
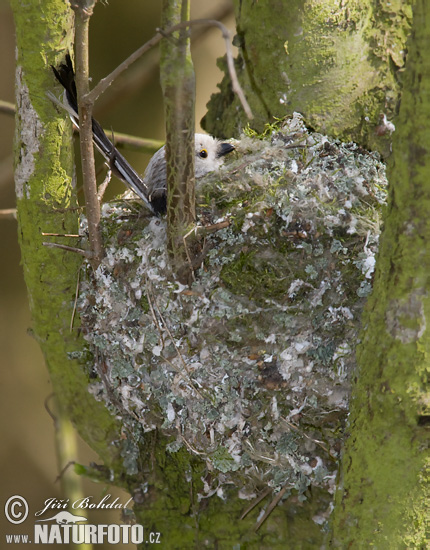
[51,54,155,214]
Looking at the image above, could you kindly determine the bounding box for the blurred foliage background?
[0,1,235,546]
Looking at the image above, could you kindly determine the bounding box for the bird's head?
[194,133,235,178]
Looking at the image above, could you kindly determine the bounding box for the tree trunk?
[10,0,119,464]
[203,0,412,156]
[331,1,430,546]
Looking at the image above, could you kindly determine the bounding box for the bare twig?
[48,91,163,154]
[0,208,17,219]
[255,484,289,532]
[184,19,253,120]
[196,219,230,235]
[97,168,112,201]
[95,4,234,117]
[41,232,80,237]
[282,418,330,455]
[71,0,104,267]
[44,393,57,424]
[240,487,272,520]
[178,431,206,456]
[102,131,163,154]
[42,241,92,258]
[70,268,81,332]
[0,100,15,116]
[54,461,76,484]
[86,19,253,120]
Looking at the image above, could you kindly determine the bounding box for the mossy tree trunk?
[203,0,412,156]
[331,1,430,546]
[10,0,119,465]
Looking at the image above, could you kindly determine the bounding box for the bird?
[51,54,235,215]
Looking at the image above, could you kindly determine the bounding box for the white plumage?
[143,134,234,213]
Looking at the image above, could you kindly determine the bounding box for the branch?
[161,0,197,284]
[105,131,163,154]
[87,19,253,120]
[95,3,234,117]
[70,0,103,267]
[42,242,91,258]
[1,97,163,154]
[0,208,17,219]
[0,100,15,116]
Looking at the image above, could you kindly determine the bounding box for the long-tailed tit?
[51,55,234,215]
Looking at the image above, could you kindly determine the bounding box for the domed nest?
[78,114,387,516]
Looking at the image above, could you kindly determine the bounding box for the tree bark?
[203,0,412,156]
[331,1,430,546]
[10,0,119,464]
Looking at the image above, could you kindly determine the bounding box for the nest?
[78,113,387,519]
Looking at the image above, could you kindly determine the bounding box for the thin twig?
[179,432,206,456]
[70,268,81,332]
[86,19,253,120]
[240,487,272,520]
[0,208,17,218]
[97,168,112,201]
[95,3,234,117]
[71,0,104,266]
[254,484,289,532]
[42,241,92,258]
[44,393,57,424]
[282,418,330,455]
[0,100,15,116]
[54,461,76,484]
[48,91,164,154]
[41,232,80,237]
[101,131,163,154]
[196,219,230,235]
[59,89,161,153]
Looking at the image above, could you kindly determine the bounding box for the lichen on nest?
[78,113,387,513]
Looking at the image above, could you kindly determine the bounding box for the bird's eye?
[199,149,208,158]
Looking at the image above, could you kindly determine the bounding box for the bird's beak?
[217,142,235,158]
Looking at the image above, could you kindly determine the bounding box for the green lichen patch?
[78,114,387,526]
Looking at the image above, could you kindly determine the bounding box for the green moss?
[203,1,412,156]
[11,0,120,466]
[220,249,292,303]
[331,2,430,545]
